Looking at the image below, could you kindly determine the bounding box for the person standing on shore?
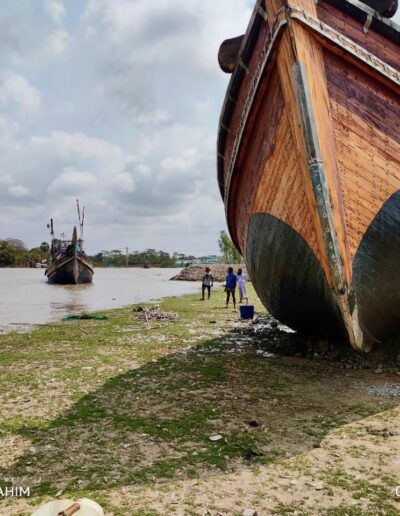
[201,267,213,300]
[237,268,248,304]
[225,267,238,308]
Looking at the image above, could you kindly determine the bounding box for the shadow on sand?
[1,328,398,499]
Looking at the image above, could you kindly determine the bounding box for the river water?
[0,268,197,331]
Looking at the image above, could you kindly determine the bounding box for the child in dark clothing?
[201,267,213,300]
[225,267,237,308]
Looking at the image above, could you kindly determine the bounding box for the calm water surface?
[0,268,197,331]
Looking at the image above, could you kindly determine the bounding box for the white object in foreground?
[32,498,104,516]
[209,434,223,441]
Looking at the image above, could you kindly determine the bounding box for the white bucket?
[31,498,104,516]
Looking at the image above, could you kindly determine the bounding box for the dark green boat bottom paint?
[247,193,400,344]
[246,213,346,338]
[353,190,400,343]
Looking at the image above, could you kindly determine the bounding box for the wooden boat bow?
[217,0,400,351]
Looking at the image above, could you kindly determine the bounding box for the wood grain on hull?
[325,49,400,263]
[218,0,400,350]
[230,66,328,281]
[317,1,400,70]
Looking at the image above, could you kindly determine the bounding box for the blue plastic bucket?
[240,305,254,319]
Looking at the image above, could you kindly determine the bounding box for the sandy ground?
[0,288,399,515]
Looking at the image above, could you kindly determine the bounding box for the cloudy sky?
[0,1,399,256]
[0,0,253,255]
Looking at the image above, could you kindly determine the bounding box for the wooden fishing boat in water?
[217,0,400,351]
[45,203,94,285]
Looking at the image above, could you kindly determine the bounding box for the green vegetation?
[218,230,242,263]
[0,238,50,266]
[91,248,182,268]
[0,287,398,515]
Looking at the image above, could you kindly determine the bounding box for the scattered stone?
[246,420,260,427]
[314,481,324,490]
[367,383,400,398]
[242,509,257,516]
[209,434,223,442]
[235,314,400,368]
[243,448,263,459]
[374,364,383,374]
[366,425,395,437]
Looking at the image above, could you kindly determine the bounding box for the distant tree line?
[0,239,50,267]
[90,249,183,268]
[1,231,242,268]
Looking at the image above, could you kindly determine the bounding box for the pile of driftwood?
[134,305,178,322]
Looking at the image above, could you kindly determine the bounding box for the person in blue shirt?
[225,267,238,308]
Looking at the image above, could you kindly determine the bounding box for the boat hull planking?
[217,0,400,350]
[45,255,93,285]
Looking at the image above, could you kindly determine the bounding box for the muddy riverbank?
[1,286,399,515]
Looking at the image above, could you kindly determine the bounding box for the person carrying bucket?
[237,268,248,304]
[225,267,238,308]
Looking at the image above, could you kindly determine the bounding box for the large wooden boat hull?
[45,254,94,285]
[218,0,400,351]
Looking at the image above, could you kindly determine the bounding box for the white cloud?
[0,71,41,113]
[135,110,171,128]
[47,29,69,56]
[47,167,97,195]
[43,0,66,25]
[161,148,205,173]
[8,184,30,198]
[0,0,253,254]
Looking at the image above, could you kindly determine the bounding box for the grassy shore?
[0,287,399,515]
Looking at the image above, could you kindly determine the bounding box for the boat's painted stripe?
[74,255,94,274]
[46,255,75,275]
[292,61,367,351]
[46,255,94,276]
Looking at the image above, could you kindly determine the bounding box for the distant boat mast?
[76,199,85,242]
